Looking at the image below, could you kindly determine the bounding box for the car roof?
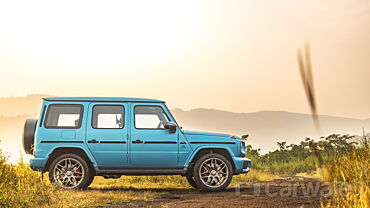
[43,97,165,103]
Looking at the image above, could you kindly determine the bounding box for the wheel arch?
[44,147,95,172]
[185,147,236,175]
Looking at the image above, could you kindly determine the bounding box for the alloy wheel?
[53,158,85,189]
[198,158,229,188]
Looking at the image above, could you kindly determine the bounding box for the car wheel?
[185,174,199,189]
[49,153,94,190]
[193,153,233,191]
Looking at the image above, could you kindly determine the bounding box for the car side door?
[129,103,179,167]
[86,103,128,167]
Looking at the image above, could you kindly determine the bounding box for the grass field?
[1,133,368,208]
[0,151,277,208]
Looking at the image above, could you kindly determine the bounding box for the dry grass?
[0,154,55,207]
[232,169,279,184]
[321,147,369,208]
[0,152,162,208]
[295,168,323,180]
[91,175,189,190]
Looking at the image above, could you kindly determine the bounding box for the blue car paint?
[30,97,251,175]
[86,102,129,167]
[129,103,180,167]
[183,130,235,138]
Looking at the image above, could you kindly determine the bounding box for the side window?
[44,105,83,129]
[135,106,169,129]
[92,105,124,129]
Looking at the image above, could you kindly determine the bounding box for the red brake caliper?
[74,168,81,178]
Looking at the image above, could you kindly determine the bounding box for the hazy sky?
[0,0,369,119]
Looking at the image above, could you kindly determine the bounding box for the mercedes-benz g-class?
[23,97,250,191]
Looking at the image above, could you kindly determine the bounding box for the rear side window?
[44,104,83,129]
[134,106,169,129]
[92,105,124,129]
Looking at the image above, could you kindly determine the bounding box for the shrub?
[0,151,56,207]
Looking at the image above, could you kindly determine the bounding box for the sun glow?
[0,1,195,68]
[0,0,370,118]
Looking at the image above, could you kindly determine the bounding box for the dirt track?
[104,177,330,208]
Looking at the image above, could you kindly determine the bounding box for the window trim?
[91,104,125,130]
[44,104,84,129]
[39,105,47,127]
[134,105,171,130]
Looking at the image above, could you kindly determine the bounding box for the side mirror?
[164,121,177,133]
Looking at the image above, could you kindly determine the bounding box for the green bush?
[0,152,56,207]
[267,156,317,175]
[246,134,360,175]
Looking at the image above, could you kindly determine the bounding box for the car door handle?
[88,139,99,144]
[132,139,143,144]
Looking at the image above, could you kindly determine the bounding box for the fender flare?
[184,145,236,167]
[44,145,97,170]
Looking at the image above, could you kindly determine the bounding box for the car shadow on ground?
[88,186,254,194]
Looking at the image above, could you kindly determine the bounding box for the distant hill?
[172,108,370,152]
[0,95,369,157]
[0,94,50,117]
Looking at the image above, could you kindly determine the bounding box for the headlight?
[240,141,246,157]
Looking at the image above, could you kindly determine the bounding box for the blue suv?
[23,97,250,191]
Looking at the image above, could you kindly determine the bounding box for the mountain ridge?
[175,108,369,121]
[0,94,51,117]
[172,108,370,152]
[0,95,369,155]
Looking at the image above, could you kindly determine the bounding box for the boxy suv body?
[23,97,250,191]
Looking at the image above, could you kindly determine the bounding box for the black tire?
[193,153,233,192]
[49,153,94,190]
[23,119,37,154]
[186,174,199,189]
[85,167,95,188]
